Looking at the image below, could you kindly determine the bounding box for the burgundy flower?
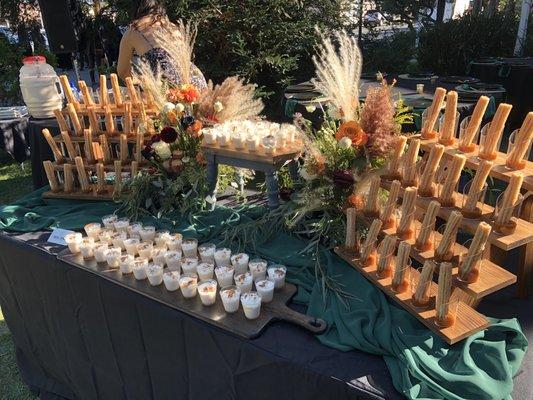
[160,126,178,144]
[141,144,154,159]
[150,134,161,144]
[333,169,355,188]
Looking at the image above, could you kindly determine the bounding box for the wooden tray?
[201,142,302,166]
[57,250,327,339]
[43,185,116,201]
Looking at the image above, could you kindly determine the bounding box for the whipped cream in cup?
[114,217,130,233]
[165,250,182,269]
[79,238,95,259]
[198,279,218,306]
[197,262,215,281]
[220,285,241,313]
[110,231,127,250]
[198,243,216,263]
[214,248,232,267]
[104,247,121,268]
[139,226,156,242]
[155,231,171,249]
[163,271,180,291]
[267,265,287,289]
[255,279,275,303]
[146,264,164,286]
[181,238,198,258]
[84,222,102,240]
[167,233,183,251]
[98,229,114,245]
[127,223,143,237]
[215,266,235,287]
[181,257,199,274]
[249,259,268,281]
[64,232,82,254]
[132,259,148,280]
[119,254,135,274]
[137,242,154,259]
[123,238,140,256]
[179,273,198,298]
[152,248,167,267]
[94,243,109,263]
[231,253,249,275]
[241,291,262,319]
[102,214,117,229]
[234,272,253,293]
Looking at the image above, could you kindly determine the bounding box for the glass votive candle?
[64,232,83,254]
[255,279,275,303]
[163,271,181,291]
[84,222,102,240]
[110,231,127,250]
[165,250,182,269]
[123,238,140,256]
[231,253,249,275]
[267,265,287,289]
[94,243,109,263]
[104,247,121,268]
[132,258,149,280]
[102,214,117,229]
[234,271,253,293]
[79,238,95,259]
[182,238,198,258]
[241,291,262,320]
[179,273,198,298]
[181,257,199,274]
[128,223,143,237]
[167,233,183,251]
[198,279,218,306]
[214,248,232,267]
[139,226,156,242]
[215,266,235,287]
[220,285,241,313]
[119,254,135,274]
[198,243,216,263]
[155,231,171,248]
[152,248,167,267]
[137,242,154,259]
[146,264,164,286]
[197,262,215,281]
[249,259,268,281]
[114,217,130,233]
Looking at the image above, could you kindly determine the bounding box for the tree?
[378,0,435,29]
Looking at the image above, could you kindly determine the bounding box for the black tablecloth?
[0,231,403,400]
[0,117,30,162]
[28,118,60,190]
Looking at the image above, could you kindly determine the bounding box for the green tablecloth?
[0,188,528,400]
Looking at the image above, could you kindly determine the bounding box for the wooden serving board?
[57,250,326,339]
[335,247,490,344]
[201,142,302,166]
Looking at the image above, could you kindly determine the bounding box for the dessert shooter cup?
[152,248,167,267]
[84,222,102,240]
[215,266,235,287]
[220,285,241,313]
[110,231,128,250]
[98,229,114,245]
[198,243,216,263]
[255,279,275,303]
[197,262,215,281]
[181,258,199,274]
[198,279,218,306]
[127,223,143,237]
[179,273,198,299]
[64,232,83,254]
[114,217,130,233]
[267,265,287,289]
[165,250,182,269]
[163,271,181,291]
[146,264,164,286]
[155,230,171,249]
[94,243,109,263]
[492,192,524,235]
[434,224,455,263]
[231,253,250,275]
[411,267,433,309]
[434,299,459,329]
[391,259,411,294]
[376,242,394,279]
[123,238,140,256]
[167,233,183,251]
[104,247,122,268]
[139,226,156,242]
[249,259,268,281]
[234,272,254,293]
[214,248,232,267]
[132,258,149,280]
[181,238,198,258]
[461,180,488,220]
[506,128,532,170]
[456,239,484,284]
[119,254,135,274]
[240,291,262,320]
[137,242,154,260]
[102,214,118,229]
[458,116,479,153]
[79,238,95,259]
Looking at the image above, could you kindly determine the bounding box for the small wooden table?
[201,143,302,209]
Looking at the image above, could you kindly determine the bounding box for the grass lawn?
[0,150,33,205]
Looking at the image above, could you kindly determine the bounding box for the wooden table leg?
[518,194,533,298]
[265,169,280,209]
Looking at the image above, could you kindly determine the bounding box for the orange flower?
[336,121,368,147]
[347,194,364,210]
[180,84,200,103]
[167,111,178,125]
[166,88,183,103]
[187,120,203,137]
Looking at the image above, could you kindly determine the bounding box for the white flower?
[214,101,224,113]
[205,195,216,204]
[338,136,352,149]
[152,141,172,160]
[230,181,238,189]
[162,102,176,114]
[175,103,185,113]
[305,104,316,113]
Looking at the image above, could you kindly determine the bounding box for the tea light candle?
[458,96,490,152]
[249,259,268,281]
[167,233,183,251]
[179,273,198,298]
[220,286,241,313]
[181,258,199,274]
[104,248,122,268]
[198,243,216,263]
[102,214,117,229]
[163,271,181,291]
[139,226,156,242]
[215,266,235,287]
[165,251,182,269]
[132,258,149,280]
[84,222,102,240]
[182,238,198,258]
[155,231,171,249]
[152,248,167,267]
[123,238,140,255]
[119,254,135,274]
[241,291,262,320]
[198,279,218,306]
[235,272,254,293]
[214,248,232,267]
[231,253,250,275]
[147,264,164,286]
[197,262,215,281]
[94,243,109,263]
[114,217,130,233]
[267,265,287,289]
[79,238,95,259]
[137,242,154,259]
[64,232,83,254]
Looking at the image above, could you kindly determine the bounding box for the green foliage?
[418,12,518,75]
[362,30,417,73]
